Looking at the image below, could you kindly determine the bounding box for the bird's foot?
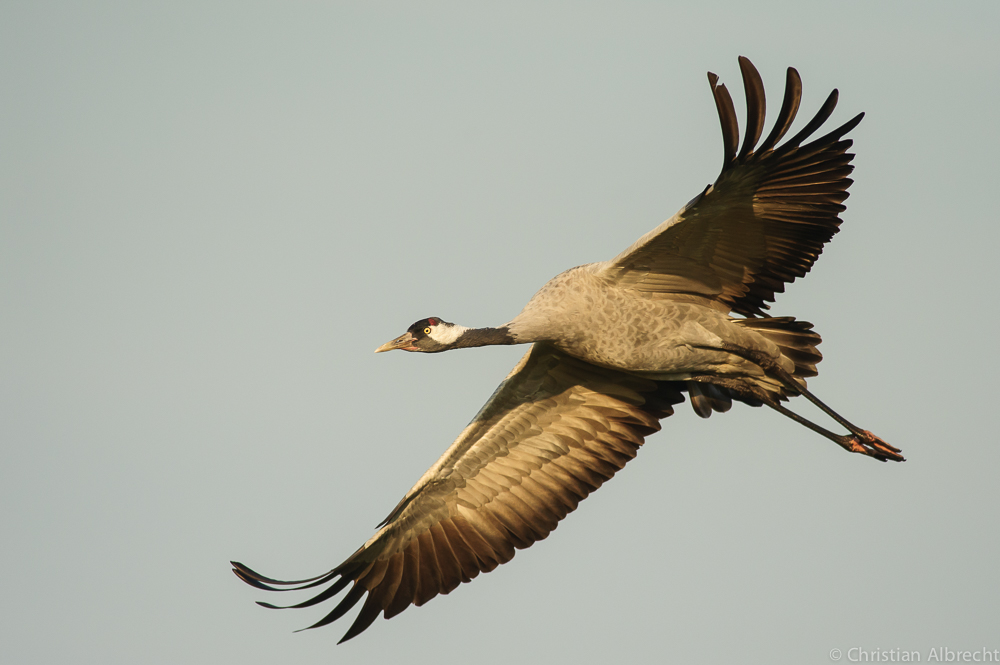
[838,430,905,462]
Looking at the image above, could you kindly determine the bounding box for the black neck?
[454,326,517,349]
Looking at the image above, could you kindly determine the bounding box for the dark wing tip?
[736,57,766,161]
[232,562,279,591]
[778,88,840,154]
[337,597,383,644]
[707,71,739,166]
[840,111,865,135]
[232,560,330,587]
[757,66,803,155]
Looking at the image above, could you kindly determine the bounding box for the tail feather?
[736,316,823,381]
[683,316,823,417]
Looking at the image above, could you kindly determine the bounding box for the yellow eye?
[423,327,431,335]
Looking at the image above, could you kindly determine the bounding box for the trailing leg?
[767,402,904,462]
[764,364,903,460]
[713,341,903,462]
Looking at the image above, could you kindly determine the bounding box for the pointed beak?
[375,332,416,353]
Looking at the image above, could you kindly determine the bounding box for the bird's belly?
[553,300,757,379]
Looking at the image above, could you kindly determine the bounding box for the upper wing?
[598,56,864,317]
[232,344,684,642]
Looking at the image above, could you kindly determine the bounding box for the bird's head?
[375,317,467,354]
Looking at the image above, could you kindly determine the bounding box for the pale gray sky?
[2,2,998,664]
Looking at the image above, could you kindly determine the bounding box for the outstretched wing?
[232,344,685,642]
[598,56,864,317]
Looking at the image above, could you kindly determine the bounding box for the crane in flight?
[233,57,901,643]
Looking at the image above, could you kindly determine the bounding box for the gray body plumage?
[233,57,901,644]
[506,263,789,383]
